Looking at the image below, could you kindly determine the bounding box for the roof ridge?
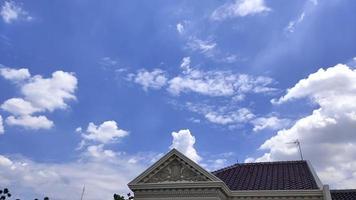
[331,189,356,192]
[211,160,307,174]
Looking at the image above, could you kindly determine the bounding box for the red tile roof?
[212,160,319,190]
[331,190,356,200]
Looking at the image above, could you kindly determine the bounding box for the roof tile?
[212,160,319,190]
[331,190,356,200]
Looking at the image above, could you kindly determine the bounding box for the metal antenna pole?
[286,139,304,160]
[80,185,85,200]
[295,140,304,160]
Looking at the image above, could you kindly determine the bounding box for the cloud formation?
[79,120,129,144]
[0,1,32,24]
[168,57,276,97]
[249,64,356,188]
[170,129,201,163]
[0,115,4,133]
[0,67,78,130]
[0,152,149,200]
[176,23,184,34]
[128,57,276,99]
[128,69,167,91]
[186,37,217,56]
[0,67,31,82]
[252,116,291,132]
[6,115,54,130]
[211,0,271,21]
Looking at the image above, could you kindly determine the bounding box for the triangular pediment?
[129,149,221,185]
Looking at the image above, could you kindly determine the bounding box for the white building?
[129,149,356,200]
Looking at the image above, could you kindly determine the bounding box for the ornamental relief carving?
[143,158,209,183]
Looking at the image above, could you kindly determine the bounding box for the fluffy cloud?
[185,102,255,128]
[79,121,129,144]
[211,0,271,21]
[170,129,201,163]
[0,152,149,200]
[21,71,77,112]
[0,68,77,130]
[129,69,167,91]
[0,67,30,81]
[1,98,40,116]
[205,108,254,125]
[252,116,291,132]
[168,57,276,97]
[0,115,4,133]
[0,1,32,24]
[176,23,184,34]
[127,57,275,98]
[6,115,54,130]
[250,64,356,188]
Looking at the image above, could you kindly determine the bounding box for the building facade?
[128,149,356,200]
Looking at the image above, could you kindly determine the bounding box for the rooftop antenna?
[80,185,85,200]
[286,139,304,160]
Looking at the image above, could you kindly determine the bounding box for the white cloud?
[185,102,255,126]
[6,115,54,130]
[0,68,77,130]
[0,67,30,82]
[80,121,129,144]
[0,155,12,167]
[129,69,167,91]
[86,144,116,159]
[285,12,305,33]
[252,116,291,132]
[168,57,276,97]
[205,108,254,125]
[0,152,149,200]
[250,63,356,188]
[0,1,32,24]
[176,23,184,34]
[170,129,201,163]
[0,115,4,134]
[186,37,217,55]
[21,71,77,112]
[1,98,40,116]
[211,0,271,21]
[127,57,275,98]
[99,57,118,67]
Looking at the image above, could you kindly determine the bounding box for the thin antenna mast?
[80,185,85,200]
[286,139,304,160]
[295,139,304,160]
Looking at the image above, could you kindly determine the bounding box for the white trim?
[306,160,323,189]
[322,185,332,200]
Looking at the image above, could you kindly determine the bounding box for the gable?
[129,149,220,186]
[141,155,209,183]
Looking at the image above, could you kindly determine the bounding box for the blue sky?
[1,0,356,199]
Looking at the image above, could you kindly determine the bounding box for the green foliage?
[113,194,125,200]
[1,187,49,200]
[113,193,134,200]
[0,188,12,200]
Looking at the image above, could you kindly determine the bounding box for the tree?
[0,188,12,200]
[113,194,125,200]
[113,193,133,200]
[1,187,49,200]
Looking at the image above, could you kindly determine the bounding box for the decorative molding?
[142,157,209,183]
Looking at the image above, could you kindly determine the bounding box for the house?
[128,149,356,200]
